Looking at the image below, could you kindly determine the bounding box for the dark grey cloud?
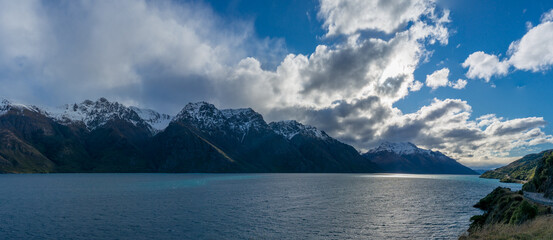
[487,118,547,136]
[301,39,392,95]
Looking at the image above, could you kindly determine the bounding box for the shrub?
[509,200,538,224]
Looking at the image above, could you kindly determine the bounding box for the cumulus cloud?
[462,52,509,82]
[318,0,438,36]
[463,9,553,80]
[0,0,283,111]
[409,80,424,91]
[222,1,450,111]
[425,68,450,89]
[508,21,553,71]
[425,68,467,90]
[450,79,467,89]
[541,9,553,23]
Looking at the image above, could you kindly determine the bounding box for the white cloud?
[541,9,553,23]
[409,80,424,91]
[425,68,467,90]
[450,79,467,89]
[508,21,553,72]
[463,9,553,80]
[462,52,509,82]
[318,0,439,36]
[425,68,450,90]
[526,21,533,30]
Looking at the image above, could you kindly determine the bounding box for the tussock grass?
[459,215,553,240]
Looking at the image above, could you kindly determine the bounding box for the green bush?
[509,200,538,224]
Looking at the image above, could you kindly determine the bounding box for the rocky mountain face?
[0,98,380,173]
[480,150,551,183]
[362,141,477,174]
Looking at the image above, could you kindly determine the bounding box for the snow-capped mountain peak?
[47,98,148,131]
[174,102,226,129]
[0,98,42,116]
[269,120,329,140]
[368,141,432,155]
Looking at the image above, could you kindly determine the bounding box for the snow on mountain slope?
[174,102,272,138]
[130,106,172,131]
[47,98,148,131]
[173,102,227,130]
[367,141,433,155]
[0,98,43,116]
[269,120,330,140]
[220,108,268,132]
[0,98,10,116]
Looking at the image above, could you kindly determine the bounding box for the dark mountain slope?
[0,102,92,172]
[149,121,247,173]
[0,129,54,173]
[84,119,153,172]
[270,120,380,173]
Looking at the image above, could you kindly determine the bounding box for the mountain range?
[0,98,475,174]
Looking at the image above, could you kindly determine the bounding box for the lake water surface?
[0,174,521,239]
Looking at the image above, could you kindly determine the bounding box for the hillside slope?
[480,150,551,183]
[523,151,553,198]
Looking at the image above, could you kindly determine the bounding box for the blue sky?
[1,0,553,167]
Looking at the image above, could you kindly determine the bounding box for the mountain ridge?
[0,97,381,173]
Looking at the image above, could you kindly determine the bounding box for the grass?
[459,215,553,240]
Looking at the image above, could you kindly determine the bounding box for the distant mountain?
[362,142,477,174]
[480,150,552,183]
[0,98,380,173]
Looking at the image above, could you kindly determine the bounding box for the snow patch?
[269,120,330,140]
[46,98,146,131]
[0,98,42,116]
[130,106,172,131]
[368,141,432,155]
[174,102,226,130]
[221,108,267,133]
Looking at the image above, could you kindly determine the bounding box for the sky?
[1,0,553,168]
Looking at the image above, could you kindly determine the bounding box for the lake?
[0,174,521,239]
